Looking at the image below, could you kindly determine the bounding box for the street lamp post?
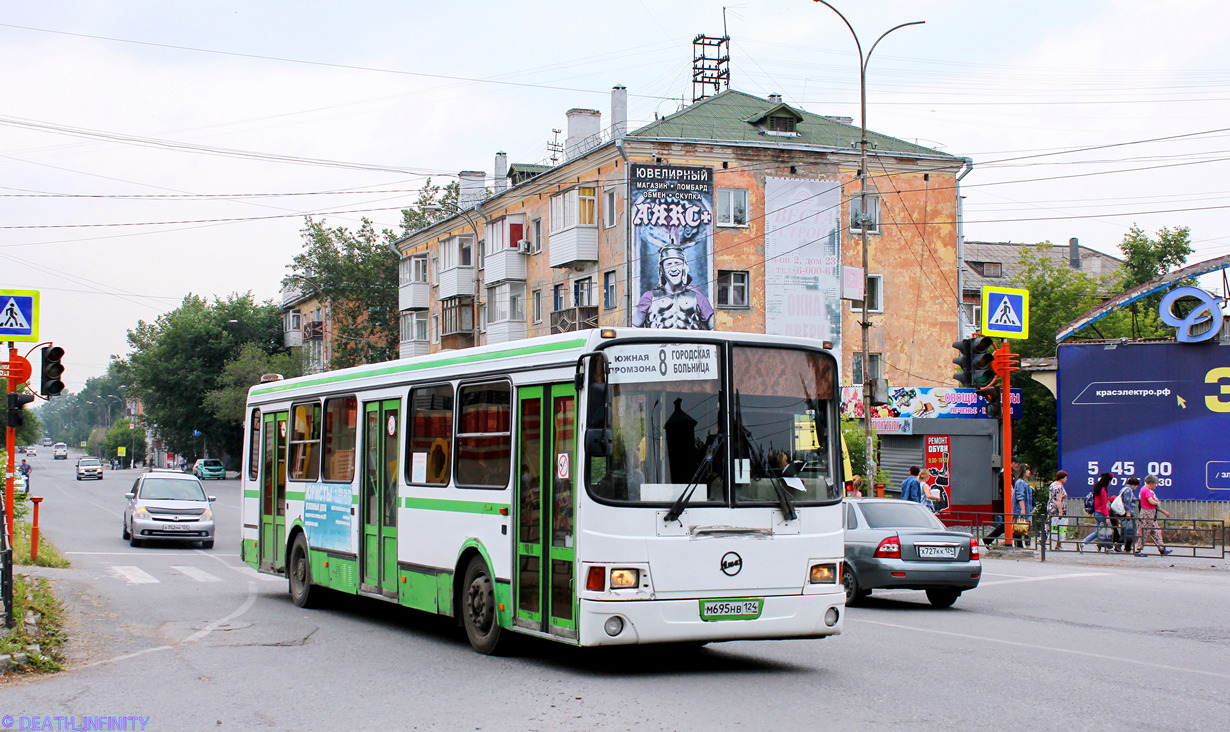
[814,1,923,491]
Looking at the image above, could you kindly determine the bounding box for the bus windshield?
[588,342,840,507]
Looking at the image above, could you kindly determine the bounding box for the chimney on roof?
[1069,237,1081,270]
[768,93,783,104]
[611,86,628,142]
[565,108,602,161]
[494,152,508,193]
[459,170,485,208]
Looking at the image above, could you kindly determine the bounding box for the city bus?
[241,328,846,653]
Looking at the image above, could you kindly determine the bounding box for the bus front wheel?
[289,535,320,609]
[461,556,504,655]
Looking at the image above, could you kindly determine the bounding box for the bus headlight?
[824,607,840,627]
[604,616,625,636]
[610,568,639,588]
[809,563,838,584]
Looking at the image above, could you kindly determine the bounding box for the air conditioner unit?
[517,239,532,254]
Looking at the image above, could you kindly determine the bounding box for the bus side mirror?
[579,353,612,457]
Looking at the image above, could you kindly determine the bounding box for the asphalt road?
[2,450,1228,731]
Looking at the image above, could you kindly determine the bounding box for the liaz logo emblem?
[720,551,743,576]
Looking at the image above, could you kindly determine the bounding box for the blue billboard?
[1059,341,1230,500]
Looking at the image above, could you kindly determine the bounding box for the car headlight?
[201,507,213,521]
[134,506,150,519]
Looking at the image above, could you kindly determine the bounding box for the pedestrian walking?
[900,466,930,510]
[1110,476,1139,552]
[1079,472,1112,552]
[1045,470,1069,550]
[1013,464,1034,547]
[1135,474,1173,556]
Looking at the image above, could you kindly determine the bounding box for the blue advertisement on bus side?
[1058,341,1230,501]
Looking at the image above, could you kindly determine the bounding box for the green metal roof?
[628,89,956,159]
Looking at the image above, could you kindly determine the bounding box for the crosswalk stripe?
[109,566,159,584]
[172,566,222,583]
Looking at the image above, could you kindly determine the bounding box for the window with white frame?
[486,282,526,323]
[441,298,474,335]
[849,273,884,313]
[484,216,526,256]
[441,235,474,269]
[851,352,883,386]
[411,256,428,283]
[604,189,617,228]
[573,277,592,308]
[716,270,749,308]
[400,311,428,342]
[531,218,542,253]
[717,188,749,226]
[850,194,881,234]
[550,186,597,232]
[532,289,542,323]
[431,314,440,343]
[603,271,617,309]
[287,309,302,332]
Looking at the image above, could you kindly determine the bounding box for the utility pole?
[814,1,923,485]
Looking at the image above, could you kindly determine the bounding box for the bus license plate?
[918,546,957,559]
[700,598,763,621]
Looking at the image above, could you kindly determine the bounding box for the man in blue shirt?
[1013,464,1034,547]
[900,466,927,507]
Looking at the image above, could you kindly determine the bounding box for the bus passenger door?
[514,384,577,638]
[260,411,288,572]
[361,399,400,596]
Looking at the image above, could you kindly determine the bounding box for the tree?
[126,293,283,464]
[286,180,461,371]
[102,418,147,467]
[204,343,306,425]
[1117,224,1194,335]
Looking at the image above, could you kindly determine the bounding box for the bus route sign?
[0,289,39,342]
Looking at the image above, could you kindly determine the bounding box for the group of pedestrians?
[1048,470,1173,556]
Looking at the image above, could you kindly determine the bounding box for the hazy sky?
[4,1,1229,391]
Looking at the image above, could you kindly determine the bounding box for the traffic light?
[980,384,1002,419]
[951,338,973,386]
[41,346,65,397]
[7,392,35,428]
[969,336,996,390]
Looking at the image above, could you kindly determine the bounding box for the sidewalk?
[983,544,1230,571]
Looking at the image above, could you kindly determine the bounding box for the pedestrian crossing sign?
[981,286,1029,339]
[0,290,38,342]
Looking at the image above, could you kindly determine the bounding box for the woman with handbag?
[1079,472,1112,552]
[1135,474,1173,556]
[1046,470,1069,550]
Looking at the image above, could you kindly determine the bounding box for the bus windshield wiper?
[664,433,724,523]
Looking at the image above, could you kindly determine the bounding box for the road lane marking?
[108,566,159,584]
[978,571,1111,587]
[185,581,258,643]
[855,618,1230,680]
[172,565,222,583]
[195,548,285,582]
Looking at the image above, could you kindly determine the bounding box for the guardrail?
[935,511,1226,559]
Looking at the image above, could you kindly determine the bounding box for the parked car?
[122,470,216,549]
[192,458,226,480]
[76,457,104,481]
[842,498,981,608]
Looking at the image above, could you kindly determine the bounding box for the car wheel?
[201,539,214,550]
[926,588,961,608]
[76,476,81,481]
[842,564,867,606]
[122,520,130,540]
[461,556,504,655]
[129,533,142,548]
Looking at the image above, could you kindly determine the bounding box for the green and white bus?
[241,328,845,653]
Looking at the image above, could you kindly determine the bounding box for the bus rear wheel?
[289,535,320,608]
[461,556,504,655]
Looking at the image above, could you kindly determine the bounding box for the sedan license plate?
[161,523,191,532]
[700,598,763,621]
[917,545,957,559]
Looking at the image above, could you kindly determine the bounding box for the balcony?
[439,267,475,300]
[304,321,325,340]
[547,226,598,269]
[487,319,527,344]
[399,281,430,311]
[484,247,527,284]
[283,328,303,349]
[399,340,430,359]
[550,306,599,334]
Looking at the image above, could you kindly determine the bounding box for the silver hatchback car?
[842,498,981,607]
[123,470,216,549]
